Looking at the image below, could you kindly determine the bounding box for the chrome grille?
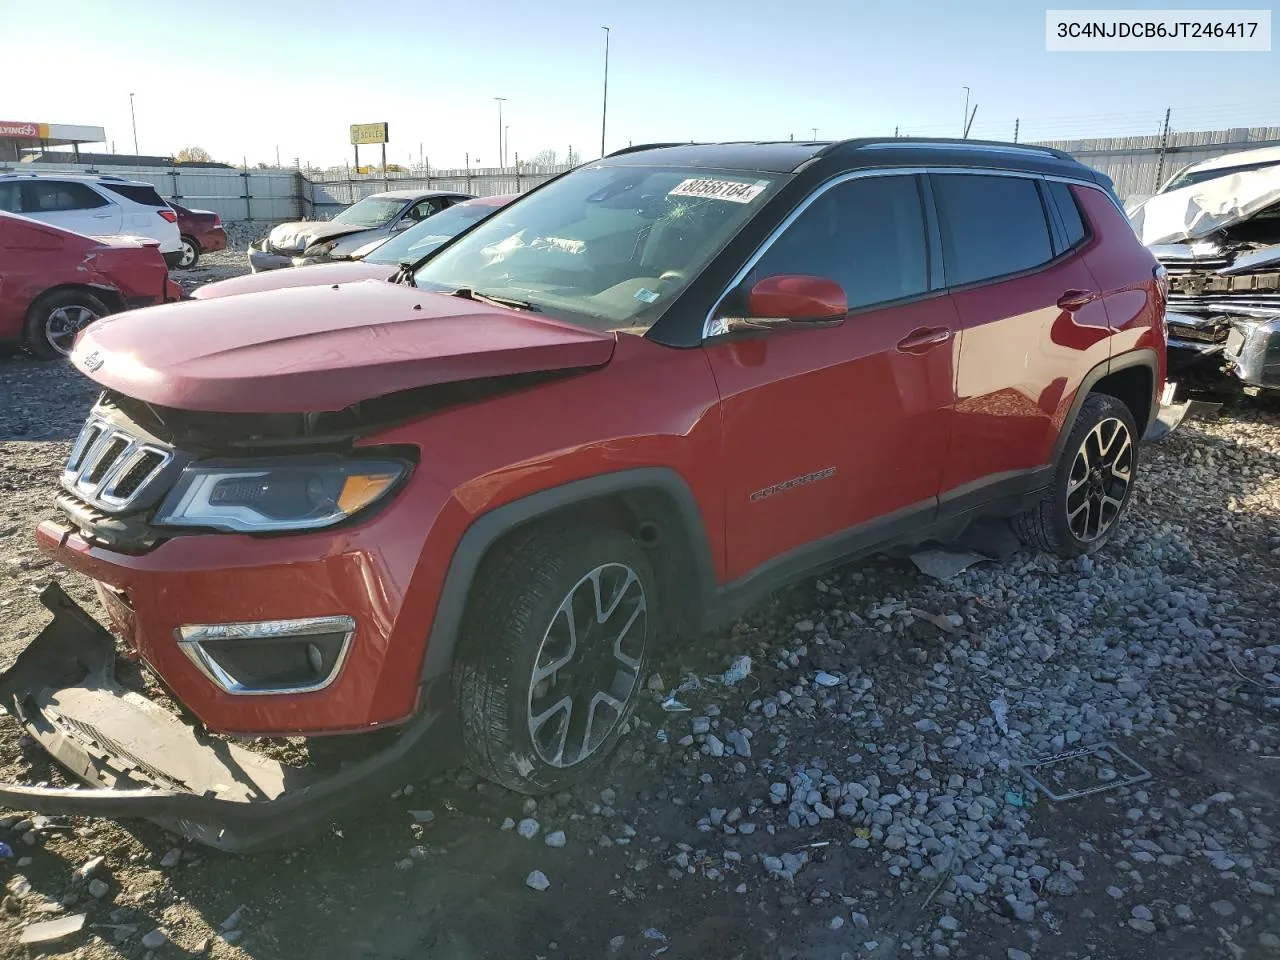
[62,415,173,512]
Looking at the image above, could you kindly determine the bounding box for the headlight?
[305,240,338,258]
[154,455,408,533]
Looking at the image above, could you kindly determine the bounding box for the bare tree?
[175,146,212,163]
[529,149,558,166]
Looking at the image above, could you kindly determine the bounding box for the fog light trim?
[177,615,355,696]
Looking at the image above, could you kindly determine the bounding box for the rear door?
[932,172,1112,508]
[21,180,122,236]
[703,173,959,581]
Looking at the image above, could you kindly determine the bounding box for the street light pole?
[600,26,610,158]
[494,97,506,170]
[505,125,510,167]
[129,93,138,154]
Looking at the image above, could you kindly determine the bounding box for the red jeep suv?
[0,140,1165,850]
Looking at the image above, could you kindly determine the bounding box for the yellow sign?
[350,122,389,145]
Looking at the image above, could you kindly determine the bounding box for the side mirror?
[710,275,847,335]
[392,219,413,232]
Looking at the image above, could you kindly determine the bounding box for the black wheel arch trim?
[1052,349,1158,466]
[417,467,718,688]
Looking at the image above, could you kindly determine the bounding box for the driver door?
[702,173,959,581]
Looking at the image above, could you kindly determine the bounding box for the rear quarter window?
[27,181,109,212]
[1046,181,1088,248]
[100,182,167,207]
[931,174,1054,287]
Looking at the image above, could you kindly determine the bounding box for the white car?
[0,173,183,267]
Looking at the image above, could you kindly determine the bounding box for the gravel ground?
[1,352,1279,959]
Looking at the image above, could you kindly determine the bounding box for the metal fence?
[0,160,304,222]
[1033,126,1280,204]
[5,124,1279,224]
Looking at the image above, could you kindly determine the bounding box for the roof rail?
[605,142,693,158]
[852,137,1073,161]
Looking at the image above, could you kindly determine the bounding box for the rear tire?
[453,524,655,795]
[178,236,201,269]
[1014,392,1138,557]
[23,291,110,360]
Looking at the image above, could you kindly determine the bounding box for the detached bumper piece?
[0,584,439,853]
[246,241,293,273]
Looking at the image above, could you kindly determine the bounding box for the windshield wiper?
[393,260,417,287]
[447,287,539,312]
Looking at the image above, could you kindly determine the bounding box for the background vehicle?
[194,194,515,300]
[171,200,228,268]
[1130,146,1280,397]
[248,189,474,271]
[0,172,184,267]
[0,140,1165,850]
[0,211,180,358]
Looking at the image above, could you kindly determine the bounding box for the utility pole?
[811,127,818,140]
[1013,119,1019,143]
[129,93,138,154]
[494,97,506,170]
[600,26,610,157]
[505,125,510,167]
[276,145,280,167]
[962,86,970,138]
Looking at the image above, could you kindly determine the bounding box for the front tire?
[178,236,201,269]
[454,525,655,794]
[1014,392,1138,557]
[23,291,110,360]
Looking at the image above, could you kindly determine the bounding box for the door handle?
[91,213,113,219]
[896,326,952,354]
[1057,289,1097,311]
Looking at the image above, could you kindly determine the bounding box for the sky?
[4,0,1277,170]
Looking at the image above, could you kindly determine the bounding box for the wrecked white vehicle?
[1130,146,1280,397]
[248,189,474,272]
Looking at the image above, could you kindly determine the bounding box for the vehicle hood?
[266,220,376,253]
[70,280,616,414]
[1129,163,1280,245]
[192,261,394,300]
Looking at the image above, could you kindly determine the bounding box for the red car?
[0,140,1167,850]
[170,201,228,269]
[190,193,516,299]
[0,211,182,358]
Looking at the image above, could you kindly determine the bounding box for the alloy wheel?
[44,304,101,356]
[179,239,198,268]
[526,562,647,768]
[1065,417,1132,542]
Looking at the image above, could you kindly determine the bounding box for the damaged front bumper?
[1167,311,1280,392]
[0,584,444,853]
[246,240,295,273]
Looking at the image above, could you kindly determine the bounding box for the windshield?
[364,202,501,265]
[1161,159,1280,194]
[333,196,405,228]
[412,165,781,332]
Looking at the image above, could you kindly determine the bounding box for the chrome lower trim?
[177,616,356,696]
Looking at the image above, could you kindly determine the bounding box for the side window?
[406,198,442,221]
[0,183,20,213]
[27,181,109,212]
[932,174,1053,286]
[749,175,929,311]
[1047,181,1087,249]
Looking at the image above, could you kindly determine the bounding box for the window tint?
[28,181,109,212]
[750,175,929,310]
[100,182,167,206]
[1047,181,1087,248]
[0,183,19,213]
[932,174,1053,286]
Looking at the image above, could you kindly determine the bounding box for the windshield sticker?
[668,178,768,204]
[634,288,660,304]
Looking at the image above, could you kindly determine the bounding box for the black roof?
[601,138,1104,185]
